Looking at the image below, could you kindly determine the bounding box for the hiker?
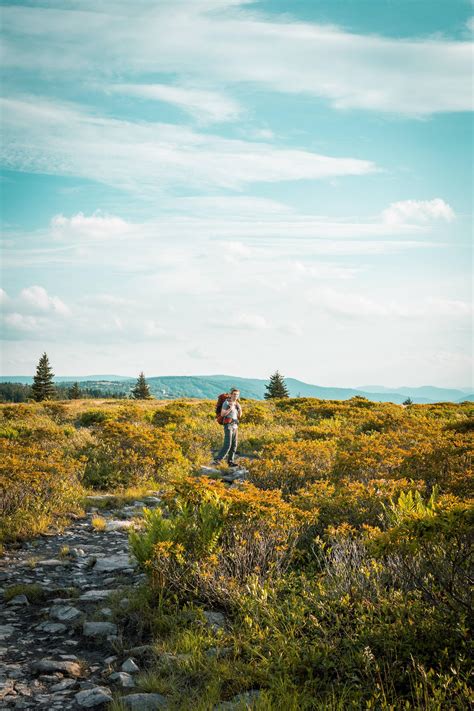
[214,388,242,466]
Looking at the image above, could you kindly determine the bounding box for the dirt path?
[0,494,161,710]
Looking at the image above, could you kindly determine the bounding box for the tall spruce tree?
[68,382,82,400]
[32,352,56,402]
[131,371,152,399]
[264,370,290,399]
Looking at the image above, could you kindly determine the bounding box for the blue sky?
[0,0,472,388]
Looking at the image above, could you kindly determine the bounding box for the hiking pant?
[216,423,238,463]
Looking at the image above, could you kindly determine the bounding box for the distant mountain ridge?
[1,374,472,404]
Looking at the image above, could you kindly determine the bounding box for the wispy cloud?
[109,83,242,124]
[2,1,471,115]
[0,96,377,192]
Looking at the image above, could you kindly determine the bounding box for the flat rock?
[200,466,220,475]
[79,590,112,602]
[83,621,118,638]
[93,554,133,573]
[36,621,67,634]
[49,605,81,621]
[32,658,82,677]
[121,693,169,710]
[106,520,134,531]
[75,686,112,707]
[51,678,78,691]
[38,559,65,566]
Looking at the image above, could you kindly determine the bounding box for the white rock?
[49,605,81,621]
[75,686,112,707]
[106,520,134,532]
[93,554,133,573]
[121,658,139,673]
[79,590,112,602]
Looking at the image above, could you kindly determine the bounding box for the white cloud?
[382,198,455,225]
[20,286,70,316]
[1,1,471,115]
[51,212,130,240]
[4,313,42,333]
[0,288,9,305]
[0,96,376,193]
[109,83,242,124]
[210,312,270,330]
[308,286,472,320]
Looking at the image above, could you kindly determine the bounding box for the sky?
[0,0,472,388]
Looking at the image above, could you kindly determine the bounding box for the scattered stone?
[104,655,118,665]
[93,554,133,573]
[36,621,67,634]
[0,624,15,640]
[200,466,220,475]
[121,693,169,710]
[110,671,135,687]
[31,658,82,677]
[126,645,156,659]
[7,594,29,606]
[79,590,112,602]
[38,559,65,567]
[121,657,139,673]
[83,621,118,638]
[75,686,113,707]
[203,610,226,632]
[49,605,81,621]
[51,678,78,691]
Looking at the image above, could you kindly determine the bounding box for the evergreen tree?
[264,370,290,399]
[32,352,56,402]
[68,382,82,400]
[403,397,413,406]
[131,371,152,399]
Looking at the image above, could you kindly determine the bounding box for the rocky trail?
[0,492,167,710]
[0,464,250,710]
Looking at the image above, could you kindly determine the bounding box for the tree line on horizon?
[0,353,293,403]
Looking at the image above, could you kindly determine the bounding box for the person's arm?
[221,400,232,416]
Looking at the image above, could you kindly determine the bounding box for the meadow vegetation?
[1,395,472,708]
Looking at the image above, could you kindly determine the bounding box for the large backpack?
[215,393,230,424]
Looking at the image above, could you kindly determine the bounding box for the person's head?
[230,388,240,400]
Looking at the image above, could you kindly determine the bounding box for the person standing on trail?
[214,388,242,466]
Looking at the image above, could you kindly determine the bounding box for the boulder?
[75,686,113,707]
[32,658,82,677]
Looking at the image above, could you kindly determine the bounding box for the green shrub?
[79,409,111,426]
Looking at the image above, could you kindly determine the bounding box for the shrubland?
[1,395,472,708]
